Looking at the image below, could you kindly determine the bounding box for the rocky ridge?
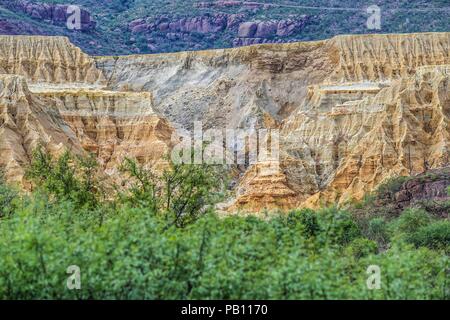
[129,13,314,51]
[0,32,449,212]
[0,35,104,84]
[3,0,95,31]
[0,36,173,185]
[96,32,449,211]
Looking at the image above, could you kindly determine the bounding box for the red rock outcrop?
[4,0,95,31]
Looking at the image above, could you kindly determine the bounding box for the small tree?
[119,158,159,212]
[162,162,225,227]
[26,147,101,210]
[120,158,227,228]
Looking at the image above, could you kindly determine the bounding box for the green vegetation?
[1,0,448,55]
[0,150,448,299]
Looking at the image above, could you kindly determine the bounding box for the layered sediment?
[0,36,104,84]
[1,32,449,212]
[0,75,173,184]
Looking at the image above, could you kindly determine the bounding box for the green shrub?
[25,147,102,210]
[0,199,447,299]
[389,208,433,235]
[319,207,361,245]
[345,238,378,259]
[0,171,18,218]
[408,221,450,253]
[287,208,321,238]
[367,217,390,245]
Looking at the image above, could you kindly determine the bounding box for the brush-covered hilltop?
[0,32,449,213]
[0,0,449,55]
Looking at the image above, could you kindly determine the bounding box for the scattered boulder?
[237,22,258,37]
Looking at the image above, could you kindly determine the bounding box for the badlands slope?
[1,33,449,212]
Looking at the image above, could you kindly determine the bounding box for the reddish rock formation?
[4,0,95,31]
[128,13,313,50]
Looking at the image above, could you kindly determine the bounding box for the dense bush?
[345,238,378,259]
[0,199,448,299]
[0,150,448,299]
[366,217,390,246]
[407,221,450,253]
[0,171,18,218]
[389,208,433,235]
[25,147,102,210]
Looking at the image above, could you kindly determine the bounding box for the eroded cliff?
[0,33,449,212]
[96,32,449,211]
[0,76,173,185]
[0,36,104,84]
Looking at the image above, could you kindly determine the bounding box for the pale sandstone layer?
[283,65,450,209]
[96,32,449,211]
[0,33,449,212]
[0,75,174,185]
[0,36,105,84]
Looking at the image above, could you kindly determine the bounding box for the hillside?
[0,0,449,54]
[0,32,448,212]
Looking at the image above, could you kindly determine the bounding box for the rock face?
[0,36,173,185]
[0,78,174,184]
[127,13,313,52]
[95,39,334,131]
[0,36,105,84]
[234,17,313,46]
[229,161,300,212]
[37,89,174,175]
[3,0,95,31]
[288,64,450,209]
[1,33,449,213]
[0,74,83,184]
[394,167,450,212]
[349,166,450,219]
[130,14,236,35]
[97,32,449,211]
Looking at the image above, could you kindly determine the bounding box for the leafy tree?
[319,207,361,245]
[345,238,378,259]
[25,146,102,210]
[287,208,321,238]
[366,217,390,246]
[120,157,227,228]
